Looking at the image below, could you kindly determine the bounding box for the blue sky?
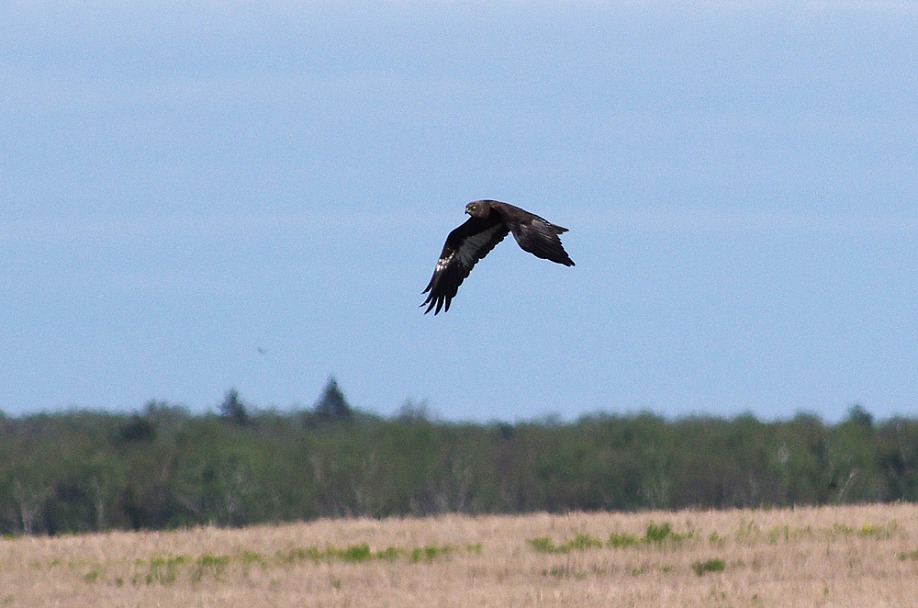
[2,1,917,422]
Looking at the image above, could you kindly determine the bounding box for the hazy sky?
[2,1,917,422]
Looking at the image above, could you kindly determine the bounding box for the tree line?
[1,386,915,535]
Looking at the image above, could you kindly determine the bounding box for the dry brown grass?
[2,503,916,607]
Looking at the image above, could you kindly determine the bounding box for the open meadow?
[1,503,916,607]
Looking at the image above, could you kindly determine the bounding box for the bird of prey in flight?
[422,200,574,315]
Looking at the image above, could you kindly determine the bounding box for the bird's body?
[421,200,574,314]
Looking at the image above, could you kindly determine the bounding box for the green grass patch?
[630,565,647,576]
[135,555,190,585]
[607,532,641,548]
[858,522,898,539]
[828,522,896,538]
[736,519,761,543]
[239,549,266,566]
[191,554,232,582]
[410,544,456,563]
[644,522,673,543]
[832,523,856,536]
[569,533,604,550]
[528,537,561,553]
[898,548,918,561]
[528,533,603,554]
[336,544,373,562]
[644,521,693,544]
[274,542,462,565]
[541,562,615,580]
[692,558,726,576]
[122,540,466,586]
[375,546,402,561]
[83,566,102,584]
[754,521,898,545]
[530,522,693,555]
[275,546,323,563]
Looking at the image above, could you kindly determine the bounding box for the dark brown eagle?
[421,200,575,314]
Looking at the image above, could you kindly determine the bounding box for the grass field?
[1,503,916,607]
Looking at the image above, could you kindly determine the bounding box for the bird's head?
[465,201,488,218]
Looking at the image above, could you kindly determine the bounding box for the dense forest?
[1,382,916,536]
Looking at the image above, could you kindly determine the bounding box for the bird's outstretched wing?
[505,215,575,267]
[421,215,509,315]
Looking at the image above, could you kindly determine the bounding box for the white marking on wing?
[436,254,452,272]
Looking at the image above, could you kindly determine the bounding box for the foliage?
[692,558,726,576]
[528,533,604,554]
[312,377,353,421]
[0,399,916,535]
[218,389,250,427]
